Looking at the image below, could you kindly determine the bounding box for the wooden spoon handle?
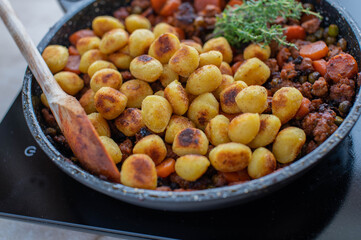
[0,0,63,97]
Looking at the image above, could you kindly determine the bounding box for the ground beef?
[302,110,337,143]
[270,79,300,95]
[329,78,355,103]
[41,108,57,127]
[328,45,343,59]
[174,3,197,37]
[357,72,361,87]
[265,58,279,73]
[113,7,130,21]
[305,140,318,154]
[277,47,291,67]
[119,139,133,160]
[120,71,133,81]
[296,57,314,73]
[212,173,227,187]
[82,74,90,86]
[53,135,70,151]
[166,144,178,159]
[311,77,328,97]
[309,99,323,112]
[197,5,220,30]
[301,18,321,34]
[280,62,298,80]
[131,0,150,11]
[299,82,312,99]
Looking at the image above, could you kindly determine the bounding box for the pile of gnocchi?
[41,13,306,190]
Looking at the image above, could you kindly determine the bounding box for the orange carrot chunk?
[231,61,244,74]
[295,98,311,120]
[312,59,327,76]
[228,0,243,7]
[151,0,167,14]
[284,25,306,41]
[160,0,181,16]
[69,29,95,46]
[222,169,250,183]
[68,46,79,56]
[300,41,329,60]
[64,55,81,74]
[156,158,176,178]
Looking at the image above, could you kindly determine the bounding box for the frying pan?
[22,0,361,211]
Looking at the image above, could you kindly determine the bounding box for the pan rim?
[21,0,361,208]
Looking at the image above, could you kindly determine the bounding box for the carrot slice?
[159,0,181,16]
[312,59,327,76]
[295,98,311,120]
[231,61,244,74]
[156,158,176,178]
[64,55,81,74]
[228,0,243,7]
[300,41,329,60]
[284,25,306,41]
[222,169,250,183]
[68,46,79,56]
[151,0,167,14]
[194,0,222,12]
[69,29,95,46]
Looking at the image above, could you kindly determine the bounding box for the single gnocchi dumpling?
[133,135,167,165]
[87,112,111,137]
[235,85,268,113]
[129,29,155,57]
[76,36,101,56]
[175,155,210,181]
[186,65,222,95]
[248,147,276,179]
[125,14,151,33]
[164,80,189,115]
[172,128,209,156]
[54,71,84,95]
[90,68,123,92]
[114,108,145,137]
[180,40,203,54]
[130,55,163,82]
[234,57,271,86]
[169,45,200,77]
[148,33,181,64]
[188,93,219,130]
[272,87,303,124]
[87,60,117,78]
[99,28,129,54]
[205,115,231,146]
[153,22,178,39]
[203,37,233,63]
[120,79,153,108]
[220,81,248,114]
[108,51,132,69]
[209,143,252,172]
[79,89,96,114]
[165,115,195,144]
[199,50,223,67]
[219,61,233,76]
[243,43,271,61]
[141,95,172,133]
[121,154,157,189]
[79,49,106,73]
[228,113,260,144]
[92,16,124,37]
[99,136,122,164]
[94,87,128,120]
[42,45,69,74]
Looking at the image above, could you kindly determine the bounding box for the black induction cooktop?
[0,93,360,240]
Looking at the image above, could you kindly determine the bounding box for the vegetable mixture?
[40,0,359,191]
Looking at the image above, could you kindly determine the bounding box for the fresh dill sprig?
[214,0,322,48]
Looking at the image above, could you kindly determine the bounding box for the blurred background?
[0,1,118,239]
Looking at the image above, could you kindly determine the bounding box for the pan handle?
[57,0,86,12]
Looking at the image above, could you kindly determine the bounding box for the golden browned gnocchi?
[243,43,271,61]
[248,114,282,148]
[79,89,96,114]
[188,93,219,130]
[92,16,124,37]
[159,64,179,87]
[180,40,203,54]
[169,45,200,77]
[141,95,172,133]
[99,136,122,164]
[76,36,100,56]
[154,90,165,97]
[203,37,233,63]
[54,71,84,95]
[128,29,155,57]
[212,74,235,100]
[228,113,260,144]
[40,93,50,108]
[235,85,268,113]
[90,68,123,92]
[220,81,248,114]
[94,87,128,120]
[87,112,111,137]
[247,147,276,179]
[175,155,210,181]
[205,115,231,146]
[130,55,163,82]
[42,45,69,74]
[234,57,271,86]
[272,127,306,164]
[133,135,167,165]
[153,22,178,39]
[121,154,157,189]
[120,79,153,108]
[108,52,132,69]
[219,61,233,76]
[172,128,209,156]
[79,49,106,73]
[125,14,151,33]
[272,87,303,124]
[165,115,195,144]
[114,108,145,137]
[87,60,117,78]
[99,29,129,54]
[164,80,189,115]
[199,51,223,67]
[209,142,252,172]
[149,33,181,64]
[186,65,222,95]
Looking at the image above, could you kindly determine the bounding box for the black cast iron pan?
[22,0,361,211]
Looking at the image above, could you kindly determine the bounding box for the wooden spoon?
[0,0,121,183]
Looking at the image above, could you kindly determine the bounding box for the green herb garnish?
[213,0,322,48]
